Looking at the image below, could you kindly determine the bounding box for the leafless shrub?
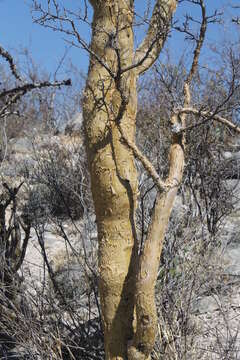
[135,41,240,358]
[22,138,92,223]
[0,194,103,359]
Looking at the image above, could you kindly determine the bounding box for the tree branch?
[128,2,208,358]
[32,1,115,79]
[177,107,240,134]
[183,0,207,106]
[118,124,167,192]
[0,79,71,118]
[133,0,177,76]
[0,45,23,82]
[0,78,71,100]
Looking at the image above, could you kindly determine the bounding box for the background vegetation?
[0,1,240,359]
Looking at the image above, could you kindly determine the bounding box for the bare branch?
[134,0,177,75]
[118,124,167,192]
[32,1,115,78]
[232,17,240,25]
[0,92,25,118]
[128,3,209,357]
[0,78,71,118]
[185,0,207,88]
[177,107,240,134]
[180,0,207,132]
[0,44,23,81]
[0,78,71,100]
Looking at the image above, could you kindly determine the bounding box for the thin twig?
[176,107,240,134]
[0,44,23,81]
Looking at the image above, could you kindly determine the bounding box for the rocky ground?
[191,179,240,359]
[1,129,240,359]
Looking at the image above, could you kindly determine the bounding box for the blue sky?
[0,0,239,78]
[0,0,90,76]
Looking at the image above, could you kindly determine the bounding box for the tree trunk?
[128,133,185,359]
[83,1,178,359]
[83,2,138,358]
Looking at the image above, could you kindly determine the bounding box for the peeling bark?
[83,2,138,358]
[83,1,178,359]
[134,0,177,75]
[128,132,184,359]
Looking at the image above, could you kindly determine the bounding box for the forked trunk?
[128,133,184,359]
[83,1,179,359]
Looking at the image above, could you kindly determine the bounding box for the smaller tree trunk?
[128,132,184,360]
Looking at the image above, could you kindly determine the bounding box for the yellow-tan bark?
[83,2,138,358]
[128,132,184,359]
[83,1,178,359]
